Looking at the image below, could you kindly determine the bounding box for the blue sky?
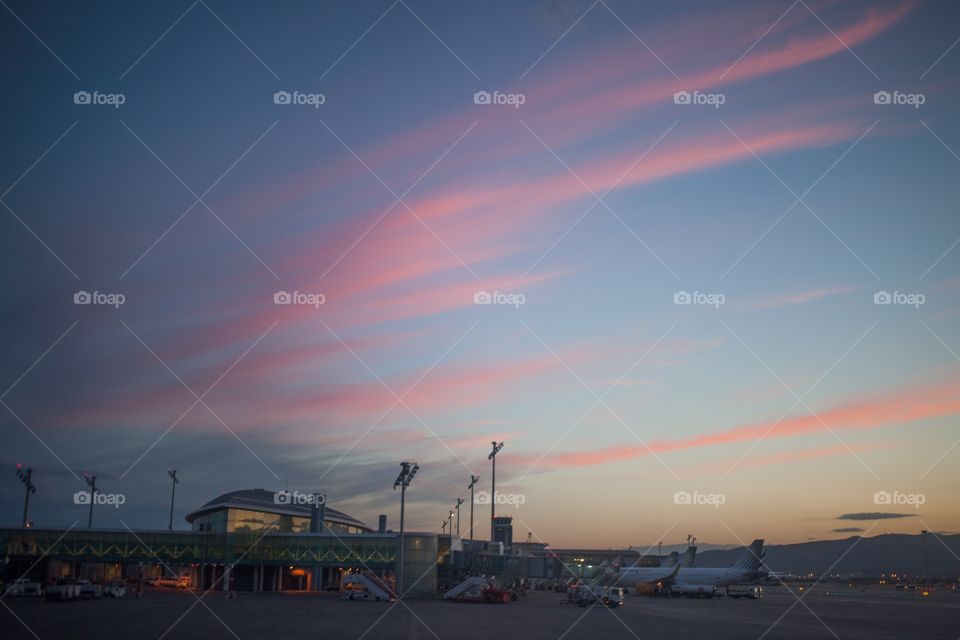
[1,0,959,546]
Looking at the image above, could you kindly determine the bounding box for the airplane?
[615,540,765,595]
[614,545,696,594]
[668,539,766,595]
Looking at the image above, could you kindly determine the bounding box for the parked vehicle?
[670,583,718,598]
[153,575,190,589]
[76,579,103,599]
[103,582,127,598]
[442,576,510,603]
[341,574,394,601]
[727,585,763,599]
[6,578,44,597]
[571,585,625,607]
[46,579,82,602]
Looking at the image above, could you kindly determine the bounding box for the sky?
[1,0,958,548]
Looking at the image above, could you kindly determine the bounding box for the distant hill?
[694,533,960,578]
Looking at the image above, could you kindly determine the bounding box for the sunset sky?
[1,0,959,547]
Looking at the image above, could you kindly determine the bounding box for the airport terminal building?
[185,489,373,535]
[1,488,656,597]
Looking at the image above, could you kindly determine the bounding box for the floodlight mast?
[393,461,418,599]
[16,465,36,528]
[467,475,479,542]
[488,442,504,541]
[84,473,97,528]
[167,469,179,531]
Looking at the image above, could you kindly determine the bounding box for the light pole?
[84,473,97,528]
[448,509,455,536]
[488,442,503,541]
[167,469,178,531]
[16,465,36,528]
[468,475,479,542]
[921,529,930,581]
[455,498,463,537]
[393,461,418,599]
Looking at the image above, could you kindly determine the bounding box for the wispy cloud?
[519,374,960,472]
[744,285,855,310]
[838,513,918,521]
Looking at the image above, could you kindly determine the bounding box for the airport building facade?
[1,489,660,597]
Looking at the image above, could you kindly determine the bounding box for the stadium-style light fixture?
[167,469,179,531]
[488,442,504,541]
[467,475,479,542]
[84,473,97,528]
[393,461,419,599]
[16,464,36,528]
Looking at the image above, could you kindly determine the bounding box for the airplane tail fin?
[678,546,697,568]
[660,551,679,568]
[729,539,765,579]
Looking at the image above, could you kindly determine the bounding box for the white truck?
[570,585,625,607]
[6,578,44,597]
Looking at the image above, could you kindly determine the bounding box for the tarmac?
[2,584,958,640]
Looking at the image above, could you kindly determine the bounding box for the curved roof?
[185,489,370,531]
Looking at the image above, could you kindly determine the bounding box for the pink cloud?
[686,441,893,476]
[214,3,913,226]
[520,374,960,472]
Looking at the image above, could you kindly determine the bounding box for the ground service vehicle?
[6,578,44,597]
[77,579,103,599]
[670,583,718,598]
[46,579,82,601]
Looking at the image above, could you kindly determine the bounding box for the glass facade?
[190,508,365,535]
[401,534,438,598]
